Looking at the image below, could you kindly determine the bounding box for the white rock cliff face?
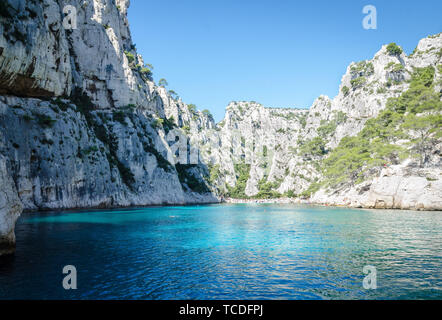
[0,155,23,256]
[0,0,157,111]
[0,0,218,253]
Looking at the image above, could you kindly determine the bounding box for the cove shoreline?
[18,197,442,215]
[224,198,442,211]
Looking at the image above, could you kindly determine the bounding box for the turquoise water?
[0,204,441,300]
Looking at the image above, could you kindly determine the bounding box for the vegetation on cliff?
[321,66,441,189]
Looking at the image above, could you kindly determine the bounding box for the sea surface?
[0,204,441,300]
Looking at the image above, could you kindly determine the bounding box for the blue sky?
[128,0,442,121]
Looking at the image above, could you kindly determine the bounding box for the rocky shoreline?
[225,198,442,211]
[225,197,304,205]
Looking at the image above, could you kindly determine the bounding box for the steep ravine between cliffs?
[0,0,441,255]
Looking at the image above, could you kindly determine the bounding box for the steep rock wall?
[0,155,22,256]
[0,0,219,253]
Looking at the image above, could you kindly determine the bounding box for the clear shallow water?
[0,204,441,300]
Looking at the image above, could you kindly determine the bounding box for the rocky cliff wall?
[0,154,22,256]
[0,1,440,256]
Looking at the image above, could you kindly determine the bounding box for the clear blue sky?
[128,0,442,121]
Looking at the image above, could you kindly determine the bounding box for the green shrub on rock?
[321,66,441,188]
[386,43,403,56]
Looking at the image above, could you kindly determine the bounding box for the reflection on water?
[0,204,441,299]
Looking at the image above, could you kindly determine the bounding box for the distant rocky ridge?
[0,0,217,255]
[0,0,441,255]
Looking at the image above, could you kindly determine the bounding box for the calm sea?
[0,204,441,299]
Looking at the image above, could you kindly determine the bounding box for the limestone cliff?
[0,0,217,209]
